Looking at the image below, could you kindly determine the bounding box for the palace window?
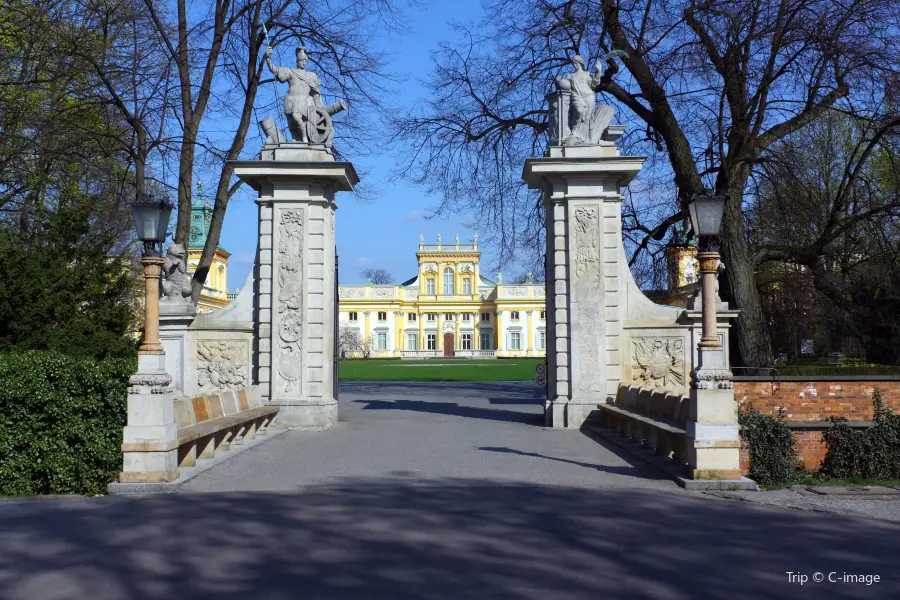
[444,313,453,320]
[539,332,546,350]
[510,311,520,320]
[406,333,418,350]
[427,313,436,322]
[462,313,470,321]
[540,311,546,320]
[378,311,387,321]
[375,332,387,350]
[426,333,437,350]
[426,278,435,295]
[480,332,492,350]
[510,332,521,350]
[481,312,490,321]
[348,312,358,321]
[408,313,417,322]
[461,334,472,350]
[443,267,455,294]
[462,278,471,294]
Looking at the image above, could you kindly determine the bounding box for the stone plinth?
[524,145,647,429]
[159,301,196,394]
[687,346,741,479]
[232,146,358,430]
[119,352,179,483]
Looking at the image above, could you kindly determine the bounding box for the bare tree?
[394,0,900,367]
[360,268,394,284]
[339,324,370,358]
[68,0,176,211]
[139,0,404,302]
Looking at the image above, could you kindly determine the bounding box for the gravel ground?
[705,486,900,523]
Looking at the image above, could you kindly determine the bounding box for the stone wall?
[735,376,900,470]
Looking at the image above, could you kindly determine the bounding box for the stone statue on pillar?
[549,54,620,146]
[264,44,346,147]
[161,243,192,303]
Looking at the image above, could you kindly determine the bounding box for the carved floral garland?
[277,210,303,393]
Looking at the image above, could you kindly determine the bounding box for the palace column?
[454,312,461,351]
[363,311,371,353]
[473,312,480,351]
[394,311,403,356]
[495,310,504,356]
[418,310,425,351]
[233,150,357,430]
[526,310,535,357]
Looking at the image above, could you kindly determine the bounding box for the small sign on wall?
[535,362,546,387]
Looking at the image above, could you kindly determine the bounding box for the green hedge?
[739,406,803,485]
[822,389,900,480]
[0,351,135,496]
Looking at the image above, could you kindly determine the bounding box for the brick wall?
[734,377,900,471]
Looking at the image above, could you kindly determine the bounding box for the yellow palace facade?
[338,235,547,358]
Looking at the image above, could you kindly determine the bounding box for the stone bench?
[172,386,279,469]
[596,384,690,465]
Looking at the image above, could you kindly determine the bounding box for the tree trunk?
[174,123,196,247]
[719,186,774,369]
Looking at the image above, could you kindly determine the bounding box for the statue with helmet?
[264,44,347,147]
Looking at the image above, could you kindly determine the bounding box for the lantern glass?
[131,197,173,243]
[688,193,726,238]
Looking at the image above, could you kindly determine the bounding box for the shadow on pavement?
[478,446,671,480]
[353,398,545,425]
[1,477,896,599]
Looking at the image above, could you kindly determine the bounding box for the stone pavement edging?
[107,428,289,495]
[582,423,758,491]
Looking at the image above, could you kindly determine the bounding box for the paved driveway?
[1,382,897,599]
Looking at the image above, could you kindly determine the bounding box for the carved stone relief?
[575,303,604,394]
[339,286,365,298]
[404,289,419,300]
[196,340,248,390]
[277,209,303,393]
[371,288,394,298]
[573,205,600,285]
[631,337,686,390]
[532,286,546,298]
[506,286,528,297]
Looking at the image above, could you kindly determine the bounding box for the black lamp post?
[130,193,174,353]
[687,192,727,349]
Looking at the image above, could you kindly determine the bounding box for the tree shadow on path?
[1,477,897,600]
[353,399,544,425]
[478,446,671,480]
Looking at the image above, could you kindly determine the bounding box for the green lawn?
[338,358,546,382]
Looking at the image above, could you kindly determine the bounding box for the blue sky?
[214,0,501,290]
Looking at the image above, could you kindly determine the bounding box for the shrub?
[0,351,134,496]
[739,405,803,485]
[821,388,900,480]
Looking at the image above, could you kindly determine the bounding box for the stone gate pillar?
[232,145,358,429]
[524,133,644,429]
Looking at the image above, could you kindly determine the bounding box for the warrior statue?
[265,45,347,146]
[553,54,616,145]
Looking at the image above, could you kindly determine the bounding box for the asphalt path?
[1,382,897,599]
